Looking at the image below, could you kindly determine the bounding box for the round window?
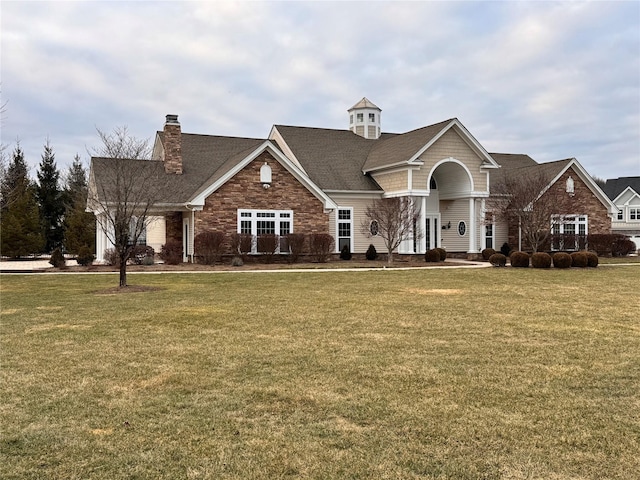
[369,220,379,236]
[457,221,466,236]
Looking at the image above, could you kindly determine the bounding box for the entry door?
[425,215,439,250]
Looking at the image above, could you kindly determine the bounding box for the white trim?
[430,157,476,191]
[336,207,354,253]
[237,209,294,254]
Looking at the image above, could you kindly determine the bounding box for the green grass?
[1,267,639,479]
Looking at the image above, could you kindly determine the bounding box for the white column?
[480,198,486,250]
[468,198,477,253]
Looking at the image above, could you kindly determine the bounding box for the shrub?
[230,233,252,257]
[340,244,352,260]
[552,252,572,269]
[160,240,182,265]
[612,236,637,257]
[424,249,440,262]
[500,242,511,257]
[435,248,447,261]
[481,248,495,261]
[531,252,552,268]
[130,245,155,265]
[76,246,95,266]
[287,233,306,263]
[142,255,155,266]
[489,253,506,267]
[510,251,530,268]
[231,256,244,267]
[49,248,66,268]
[585,251,599,268]
[588,233,636,257]
[365,244,378,261]
[194,231,226,265]
[103,248,120,266]
[257,234,278,263]
[570,251,588,268]
[310,233,335,263]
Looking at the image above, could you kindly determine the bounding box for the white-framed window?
[356,113,364,123]
[237,209,293,253]
[485,223,494,249]
[368,113,375,122]
[337,208,353,252]
[617,210,624,221]
[630,208,639,221]
[551,215,588,251]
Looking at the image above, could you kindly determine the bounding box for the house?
[89,98,616,262]
[602,177,640,252]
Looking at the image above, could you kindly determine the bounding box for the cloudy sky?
[2,1,639,181]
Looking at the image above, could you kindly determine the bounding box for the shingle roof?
[349,97,380,110]
[273,126,387,191]
[489,153,572,190]
[602,177,640,200]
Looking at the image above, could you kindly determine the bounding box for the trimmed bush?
[585,251,599,268]
[489,253,506,267]
[552,252,572,269]
[481,248,495,261]
[310,233,335,263]
[570,251,588,268]
[130,245,155,265]
[287,233,306,263]
[76,246,95,266]
[257,234,278,263]
[435,248,447,261]
[365,244,378,261]
[160,240,182,265]
[531,252,552,268]
[500,242,511,257]
[49,248,66,268]
[424,249,440,262]
[340,244,352,260]
[510,251,530,268]
[230,233,252,257]
[231,256,244,267]
[194,231,226,265]
[612,237,637,257]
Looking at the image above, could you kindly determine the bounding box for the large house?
[602,177,640,251]
[89,98,616,262]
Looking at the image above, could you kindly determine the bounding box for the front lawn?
[1,267,638,479]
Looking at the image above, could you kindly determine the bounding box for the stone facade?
[163,116,183,175]
[195,151,329,241]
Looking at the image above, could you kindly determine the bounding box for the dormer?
[348,97,381,139]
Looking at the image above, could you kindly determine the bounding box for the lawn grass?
[1,267,639,479]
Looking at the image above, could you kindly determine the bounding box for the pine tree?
[0,146,44,257]
[36,140,65,252]
[63,155,95,255]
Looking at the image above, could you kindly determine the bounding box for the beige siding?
[371,170,408,193]
[329,195,388,253]
[146,216,166,253]
[412,129,488,193]
[440,199,469,252]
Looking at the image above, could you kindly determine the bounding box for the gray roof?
[349,97,380,110]
[273,125,389,191]
[602,177,640,200]
[489,153,572,190]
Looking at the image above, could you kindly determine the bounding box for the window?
[631,208,639,221]
[337,208,353,251]
[350,114,353,124]
[356,113,363,123]
[551,215,588,251]
[457,221,466,236]
[618,210,624,221]
[369,220,379,236]
[369,113,375,122]
[485,223,493,249]
[237,209,293,253]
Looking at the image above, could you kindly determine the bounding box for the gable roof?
[349,97,380,110]
[602,177,640,202]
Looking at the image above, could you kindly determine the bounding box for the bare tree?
[87,127,167,287]
[362,197,422,264]
[488,168,564,252]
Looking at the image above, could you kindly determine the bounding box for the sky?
[1,0,639,182]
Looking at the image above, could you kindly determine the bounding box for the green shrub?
[531,252,552,268]
[130,245,155,265]
[424,249,440,262]
[287,233,306,263]
[195,231,226,265]
[585,251,599,268]
[481,248,495,261]
[570,251,588,268]
[340,244,352,260]
[365,244,378,261]
[489,253,506,267]
[49,248,66,268]
[510,251,530,268]
[160,240,182,265]
[142,255,155,266]
[500,242,511,257]
[552,252,572,269]
[76,246,95,266]
[435,248,447,261]
[231,256,244,267]
[310,233,334,263]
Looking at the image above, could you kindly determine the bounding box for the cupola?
[348,97,381,139]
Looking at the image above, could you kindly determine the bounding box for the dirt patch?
[94,285,164,295]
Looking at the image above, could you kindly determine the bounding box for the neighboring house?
[88,98,616,262]
[602,177,640,252]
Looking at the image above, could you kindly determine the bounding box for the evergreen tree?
[36,140,65,252]
[63,155,95,255]
[0,146,44,257]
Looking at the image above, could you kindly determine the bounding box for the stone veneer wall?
[195,152,329,244]
[163,121,183,175]
[507,167,612,249]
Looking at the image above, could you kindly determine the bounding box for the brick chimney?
[163,114,182,174]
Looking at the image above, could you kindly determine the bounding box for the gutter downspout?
[518,215,522,251]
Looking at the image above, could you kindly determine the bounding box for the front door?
[425,215,440,250]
